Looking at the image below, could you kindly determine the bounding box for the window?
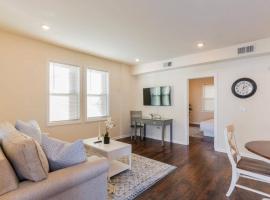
[202,85,215,112]
[86,69,109,120]
[49,62,80,124]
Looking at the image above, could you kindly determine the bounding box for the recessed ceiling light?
[197,42,204,48]
[135,58,140,63]
[41,25,50,31]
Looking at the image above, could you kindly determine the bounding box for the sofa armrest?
[0,156,109,200]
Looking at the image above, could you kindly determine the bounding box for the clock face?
[232,78,257,98]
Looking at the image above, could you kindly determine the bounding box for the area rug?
[108,154,176,200]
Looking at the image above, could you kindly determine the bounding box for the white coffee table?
[83,138,132,178]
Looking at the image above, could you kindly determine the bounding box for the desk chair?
[130,111,144,140]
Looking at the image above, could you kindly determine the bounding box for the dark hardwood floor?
[118,136,270,200]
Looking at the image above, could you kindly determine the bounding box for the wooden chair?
[130,111,144,140]
[224,125,270,198]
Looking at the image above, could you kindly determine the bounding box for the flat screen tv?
[143,86,171,106]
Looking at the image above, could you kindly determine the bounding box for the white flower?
[105,117,115,130]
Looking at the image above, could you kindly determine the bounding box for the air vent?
[163,61,173,68]
[237,45,255,55]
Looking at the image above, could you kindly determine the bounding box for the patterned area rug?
[108,154,176,200]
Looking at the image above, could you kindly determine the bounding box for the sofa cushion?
[15,120,42,143]
[41,134,87,171]
[2,130,49,182]
[0,146,18,195]
[0,157,109,200]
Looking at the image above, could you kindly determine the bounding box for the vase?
[104,136,110,144]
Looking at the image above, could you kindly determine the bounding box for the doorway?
[186,75,217,148]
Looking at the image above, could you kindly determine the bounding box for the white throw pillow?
[15,120,42,143]
[0,122,16,142]
[41,134,87,171]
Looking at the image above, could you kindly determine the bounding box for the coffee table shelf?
[84,137,132,178]
[110,160,130,177]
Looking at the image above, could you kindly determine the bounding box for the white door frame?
[184,72,218,150]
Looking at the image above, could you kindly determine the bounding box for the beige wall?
[189,77,214,124]
[0,30,133,142]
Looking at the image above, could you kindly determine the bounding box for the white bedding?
[200,119,214,137]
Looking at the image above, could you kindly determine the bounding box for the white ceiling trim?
[133,37,270,75]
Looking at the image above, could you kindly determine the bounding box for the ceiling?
[0,0,270,64]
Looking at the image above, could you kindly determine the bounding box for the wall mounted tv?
[143,86,171,106]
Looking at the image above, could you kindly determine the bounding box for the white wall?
[0,30,133,142]
[131,54,270,156]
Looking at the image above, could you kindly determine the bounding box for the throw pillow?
[2,130,49,182]
[0,122,16,142]
[41,134,87,171]
[15,120,42,143]
[0,147,18,195]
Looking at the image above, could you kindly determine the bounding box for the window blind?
[86,69,109,119]
[49,62,80,123]
[202,85,215,112]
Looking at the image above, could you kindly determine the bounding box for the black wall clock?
[231,78,257,98]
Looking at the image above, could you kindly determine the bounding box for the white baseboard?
[116,132,186,145]
[114,134,225,153]
[214,146,226,153]
[143,135,186,145]
[172,140,187,145]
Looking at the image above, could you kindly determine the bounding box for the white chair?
[224,125,270,198]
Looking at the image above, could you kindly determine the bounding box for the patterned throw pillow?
[41,134,87,171]
[15,120,42,143]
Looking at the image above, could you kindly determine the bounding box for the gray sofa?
[0,156,109,200]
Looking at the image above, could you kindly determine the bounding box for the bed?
[200,119,214,137]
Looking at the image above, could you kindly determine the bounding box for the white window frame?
[47,62,82,126]
[202,84,215,113]
[85,67,110,122]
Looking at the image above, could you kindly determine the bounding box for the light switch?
[240,107,247,112]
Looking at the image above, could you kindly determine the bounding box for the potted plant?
[103,117,115,144]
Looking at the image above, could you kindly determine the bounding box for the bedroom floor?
[189,126,204,138]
